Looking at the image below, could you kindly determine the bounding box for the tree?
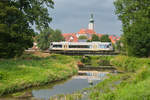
[50,29,65,42]
[0,0,54,58]
[91,34,100,41]
[37,28,52,50]
[37,28,64,50]
[100,35,111,42]
[11,0,54,31]
[78,35,88,40]
[114,0,150,57]
[0,1,34,58]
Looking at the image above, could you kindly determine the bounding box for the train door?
[63,43,68,50]
[92,43,97,50]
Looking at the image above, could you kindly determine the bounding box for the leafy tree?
[114,0,150,57]
[50,29,65,42]
[37,28,64,50]
[0,1,34,58]
[37,28,52,50]
[78,35,88,40]
[115,40,121,51]
[91,34,100,41]
[0,0,54,58]
[100,35,111,42]
[11,0,54,31]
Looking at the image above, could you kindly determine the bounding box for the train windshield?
[53,45,62,48]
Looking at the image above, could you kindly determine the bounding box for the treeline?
[114,0,150,57]
[0,0,54,58]
[78,34,111,42]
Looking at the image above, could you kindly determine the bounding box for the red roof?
[97,34,103,38]
[109,35,120,44]
[62,33,78,42]
[78,29,96,34]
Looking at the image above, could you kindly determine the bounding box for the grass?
[2,54,150,99]
[89,55,150,100]
[0,53,78,96]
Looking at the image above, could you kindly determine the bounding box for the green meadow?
[0,53,78,96]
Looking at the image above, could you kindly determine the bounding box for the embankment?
[0,54,78,96]
[89,55,150,100]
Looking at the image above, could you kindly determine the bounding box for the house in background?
[62,33,78,42]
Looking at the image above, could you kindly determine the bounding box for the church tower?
[88,14,94,30]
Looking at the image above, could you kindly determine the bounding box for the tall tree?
[11,0,54,31]
[100,35,111,42]
[0,1,33,58]
[0,0,54,58]
[114,0,150,57]
[91,34,100,41]
[50,29,65,42]
[37,28,53,50]
[37,28,64,50]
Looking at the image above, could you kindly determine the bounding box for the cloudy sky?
[49,0,122,36]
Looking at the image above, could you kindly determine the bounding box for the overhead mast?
[88,13,94,30]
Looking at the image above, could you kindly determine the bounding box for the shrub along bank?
[89,55,150,100]
[0,54,78,96]
[81,56,114,67]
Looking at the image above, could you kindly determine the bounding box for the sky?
[49,0,122,36]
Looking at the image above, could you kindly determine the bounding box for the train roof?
[51,42,112,45]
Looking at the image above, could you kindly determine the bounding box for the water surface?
[0,71,108,100]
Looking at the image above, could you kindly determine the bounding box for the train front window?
[69,45,90,48]
[53,45,62,48]
[99,44,109,48]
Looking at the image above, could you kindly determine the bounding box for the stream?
[0,71,109,100]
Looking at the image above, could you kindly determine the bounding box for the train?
[49,42,114,54]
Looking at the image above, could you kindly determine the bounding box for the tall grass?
[89,55,150,100]
[0,54,78,96]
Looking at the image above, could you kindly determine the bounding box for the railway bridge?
[49,50,119,56]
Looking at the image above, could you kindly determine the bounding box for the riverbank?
[0,53,78,96]
[89,55,150,100]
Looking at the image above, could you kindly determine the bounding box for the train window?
[53,45,62,48]
[99,44,109,49]
[107,45,110,48]
[69,45,90,48]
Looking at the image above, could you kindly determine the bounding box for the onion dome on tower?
[88,14,94,30]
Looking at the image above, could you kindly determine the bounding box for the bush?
[0,72,3,80]
[81,56,91,65]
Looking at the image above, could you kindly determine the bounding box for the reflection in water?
[32,71,108,100]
